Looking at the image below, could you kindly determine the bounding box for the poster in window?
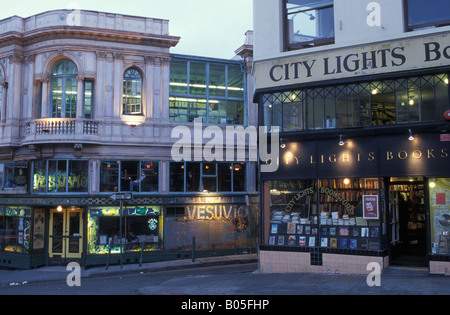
[363,195,379,219]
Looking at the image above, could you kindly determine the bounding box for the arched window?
[50,59,78,118]
[123,68,143,115]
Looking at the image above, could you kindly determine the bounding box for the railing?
[25,118,100,139]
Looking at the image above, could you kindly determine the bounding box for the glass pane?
[140,161,159,192]
[228,65,244,98]
[123,68,142,114]
[210,64,226,97]
[170,60,188,94]
[190,62,206,95]
[120,161,139,192]
[435,74,449,120]
[48,160,67,193]
[100,160,119,192]
[33,160,47,193]
[186,163,200,192]
[51,212,64,254]
[68,212,80,254]
[169,162,185,192]
[429,178,450,256]
[84,80,93,119]
[68,161,89,192]
[218,163,232,192]
[407,0,450,28]
[233,163,246,192]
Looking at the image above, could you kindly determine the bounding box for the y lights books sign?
[363,195,379,219]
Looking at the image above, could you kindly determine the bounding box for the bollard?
[105,240,112,270]
[192,236,196,262]
[139,242,145,267]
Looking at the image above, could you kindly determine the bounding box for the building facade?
[253,0,450,275]
[0,10,257,269]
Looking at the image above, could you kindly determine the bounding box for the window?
[263,73,450,132]
[87,206,162,254]
[0,72,3,119]
[0,207,32,254]
[0,162,28,190]
[123,68,143,115]
[99,160,159,193]
[32,160,89,193]
[50,59,78,118]
[429,178,450,257]
[83,80,94,119]
[169,161,247,193]
[264,178,384,250]
[285,0,334,50]
[169,58,245,124]
[405,0,450,31]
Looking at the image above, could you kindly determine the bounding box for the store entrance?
[49,207,84,260]
[388,178,427,267]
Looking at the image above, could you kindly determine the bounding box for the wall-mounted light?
[280,139,286,149]
[57,205,63,212]
[339,135,345,146]
[408,129,414,141]
[429,181,436,188]
[409,98,415,106]
[343,178,350,185]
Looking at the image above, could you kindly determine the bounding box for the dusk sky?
[0,0,253,59]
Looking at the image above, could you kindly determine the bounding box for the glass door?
[49,208,83,259]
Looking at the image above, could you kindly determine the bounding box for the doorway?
[49,207,84,259]
[388,177,427,267]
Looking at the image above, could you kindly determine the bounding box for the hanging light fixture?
[339,135,345,146]
[408,129,414,141]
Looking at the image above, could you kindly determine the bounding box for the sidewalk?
[0,254,258,286]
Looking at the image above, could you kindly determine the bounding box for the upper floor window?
[99,160,159,193]
[405,0,450,31]
[169,59,245,125]
[50,59,78,118]
[169,161,247,193]
[285,0,334,51]
[262,73,449,132]
[123,68,143,115]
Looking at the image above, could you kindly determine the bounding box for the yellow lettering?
[427,149,435,159]
[398,151,408,160]
[368,152,375,162]
[442,148,448,158]
[386,151,394,160]
[329,154,336,163]
[412,150,422,159]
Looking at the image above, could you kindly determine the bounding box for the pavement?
[1,253,449,295]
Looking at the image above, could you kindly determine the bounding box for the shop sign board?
[254,33,450,90]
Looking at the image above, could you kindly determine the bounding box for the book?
[330,238,337,248]
[350,239,357,249]
[288,235,296,246]
[305,225,311,235]
[309,236,316,247]
[329,227,336,236]
[370,227,380,237]
[278,236,285,245]
[287,222,296,234]
[340,238,348,248]
[339,227,349,236]
[361,227,369,237]
[321,237,328,247]
[297,224,304,234]
[271,224,278,234]
[299,236,306,246]
[269,235,275,245]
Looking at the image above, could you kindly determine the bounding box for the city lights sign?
[255,34,450,89]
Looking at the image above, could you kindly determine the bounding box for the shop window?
[123,68,143,115]
[285,0,334,51]
[33,160,89,193]
[50,59,78,118]
[0,207,32,254]
[405,0,450,31]
[169,58,245,125]
[263,73,450,132]
[87,206,162,254]
[100,160,159,193]
[429,178,450,256]
[264,178,384,251]
[166,207,186,216]
[0,162,28,191]
[169,161,248,193]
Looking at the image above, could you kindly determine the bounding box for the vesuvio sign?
[255,33,450,89]
[260,134,450,180]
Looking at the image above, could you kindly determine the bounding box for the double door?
[49,208,83,259]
